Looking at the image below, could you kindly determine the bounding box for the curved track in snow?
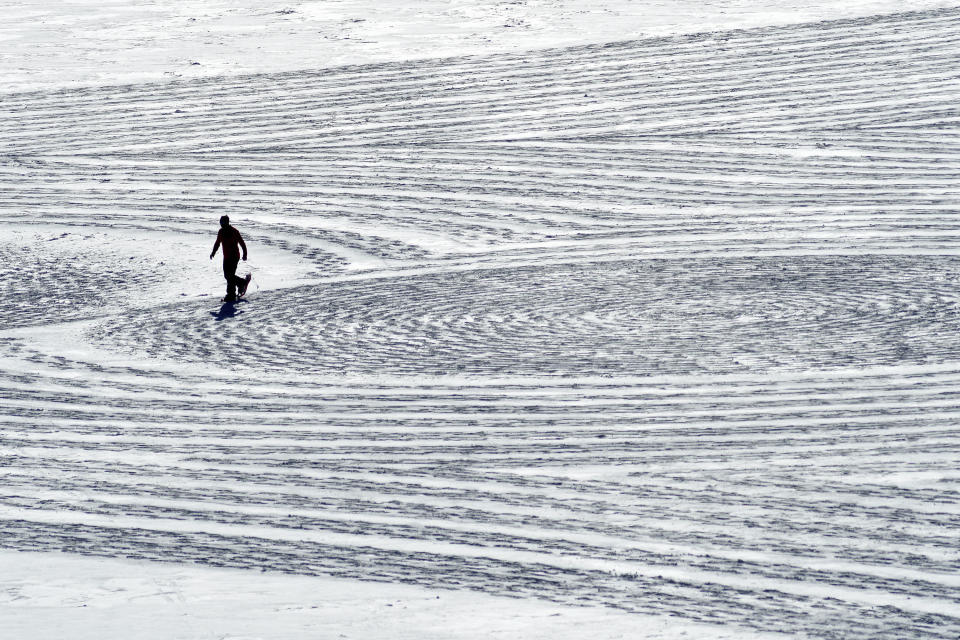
[2,7,960,638]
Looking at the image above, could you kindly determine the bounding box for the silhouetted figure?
[210,215,249,302]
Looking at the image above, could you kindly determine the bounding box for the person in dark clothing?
[210,215,249,301]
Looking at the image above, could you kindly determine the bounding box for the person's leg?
[223,257,240,298]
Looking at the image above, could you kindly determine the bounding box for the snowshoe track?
[2,7,960,639]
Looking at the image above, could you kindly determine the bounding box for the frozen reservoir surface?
[1,1,959,638]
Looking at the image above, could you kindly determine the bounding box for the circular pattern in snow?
[90,255,960,376]
[0,234,155,329]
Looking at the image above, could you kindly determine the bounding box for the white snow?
[0,0,954,93]
[3,1,960,639]
[2,552,776,640]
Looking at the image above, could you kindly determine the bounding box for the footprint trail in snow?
[2,7,960,639]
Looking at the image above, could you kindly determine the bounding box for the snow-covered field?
[3,1,960,638]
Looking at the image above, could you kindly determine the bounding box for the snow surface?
[0,0,956,92]
[0,551,784,640]
[3,1,960,639]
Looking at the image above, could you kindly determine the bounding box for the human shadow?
[211,301,244,321]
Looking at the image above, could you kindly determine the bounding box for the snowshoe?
[238,274,252,297]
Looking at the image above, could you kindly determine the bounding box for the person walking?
[210,215,250,302]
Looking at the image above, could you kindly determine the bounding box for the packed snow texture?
[1,0,957,92]
[2,2,960,639]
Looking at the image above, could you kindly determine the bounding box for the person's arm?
[238,231,247,261]
[210,229,222,259]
